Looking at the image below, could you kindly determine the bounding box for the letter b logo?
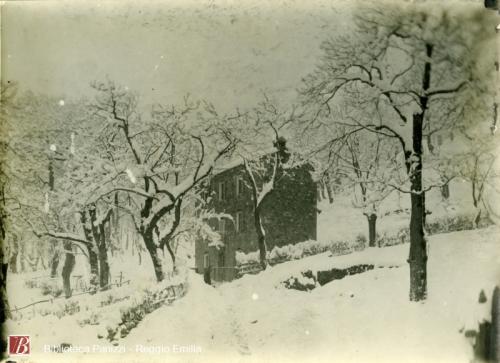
[9,335,30,355]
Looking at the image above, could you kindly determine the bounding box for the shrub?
[355,233,367,246]
[281,271,317,291]
[39,280,63,298]
[54,300,80,319]
[426,214,474,235]
[24,279,38,289]
[478,290,487,304]
[378,228,410,247]
[102,282,187,341]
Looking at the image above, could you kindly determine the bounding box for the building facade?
[195,160,317,282]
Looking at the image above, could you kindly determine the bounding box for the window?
[218,181,226,201]
[235,211,245,233]
[235,176,244,196]
[219,219,226,236]
[203,253,209,268]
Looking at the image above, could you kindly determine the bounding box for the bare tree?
[233,96,298,269]
[243,148,280,270]
[459,141,497,228]
[343,131,399,247]
[299,4,495,301]
[89,81,238,281]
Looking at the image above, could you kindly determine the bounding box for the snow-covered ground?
[124,226,500,363]
[7,226,498,363]
[125,227,500,362]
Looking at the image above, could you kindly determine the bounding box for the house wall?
[195,161,317,281]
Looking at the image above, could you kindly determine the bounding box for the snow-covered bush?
[281,272,317,291]
[426,214,474,235]
[237,239,360,267]
[378,212,492,247]
[39,280,63,298]
[24,279,38,289]
[98,278,188,341]
[55,300,80,318]
[378,228,410,247]
[355,233,367,246]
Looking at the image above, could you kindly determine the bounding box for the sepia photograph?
[0,0,499,362]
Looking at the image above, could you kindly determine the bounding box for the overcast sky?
[2,0,353,112]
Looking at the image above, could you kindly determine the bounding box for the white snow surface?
[7,226,499,363]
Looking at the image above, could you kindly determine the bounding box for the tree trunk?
[474,207,482,229]
[325,172,334,204]
[318,180,326,201]
[440,184,450,200]
[8,246,18,274]
[97,240,110,289]
[80,214,99,288]
[143,233,164,282]
[1,261,9,322]
[0,194,10,330]
[157,198,182,274]
[472,180,483,228]
[137,241,142,265]
[0,212,10,332]
[407,43,433,302]
[48,239,59,277]
[39,251,47,270]
[112,192,120,246]
[62,242,75,298]
[366,213,377,247]
[50,251,60,278]
[1,227,10,322]
[30,255,40,271]
[165,240,176,272]
[408,134,427,301]
[19,244,26,273]
[254,208,268,270]
[422,191,428,227]
[88,208,113,289]
[86,245,99,289]
[409,187,427,301]
[95,223,111,290]
[88,248,98,276]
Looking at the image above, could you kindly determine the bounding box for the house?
[194,157,317,282]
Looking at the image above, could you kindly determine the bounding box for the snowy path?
[120,226,500,363]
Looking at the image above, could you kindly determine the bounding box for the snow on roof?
[212,148,273,176]
[212,156,245,175]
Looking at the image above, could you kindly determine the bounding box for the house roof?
[211,149,312,179]
[212,148,273,176]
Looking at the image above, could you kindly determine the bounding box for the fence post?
[119,271,123,287]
